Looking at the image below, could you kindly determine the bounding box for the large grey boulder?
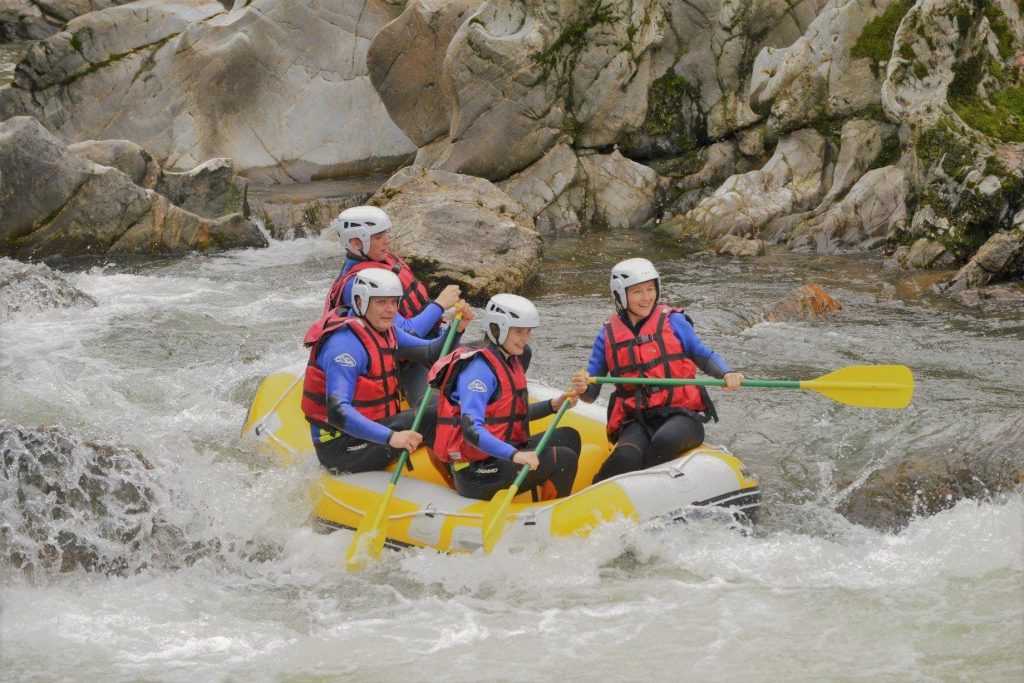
[788,165,909,252]
[497,144,662,234]
[673,128,831,240]
[749,0,896,134]
[498,143,590,235]
[0,0,133,40]
[367,0,484,147]
[0,116,265,259]
[413,0,667,180]
[0,0,415,183]
[67,139,162,189]
[371,165,541,302]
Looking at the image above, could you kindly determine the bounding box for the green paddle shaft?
[391,313,465,479]
[345,311,464,572]
[510,398,572,491]
[589,365,915,410]
[481,396,573,554]
[592,376,796,389]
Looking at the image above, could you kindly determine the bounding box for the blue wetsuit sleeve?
[670,312,732,378]
[402,302,444,338]
[395,326,461,366]
[317,330,394,444]
[582,327,608,400]
[456,357,517,460]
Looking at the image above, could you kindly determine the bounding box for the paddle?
[480,395,573,554]
[344,311,464,573]
[590,364,914,409]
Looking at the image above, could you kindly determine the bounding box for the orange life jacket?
[604,304,711,440]
[428,345,529,463]
[324,253,431,319]
[301,309,400,430]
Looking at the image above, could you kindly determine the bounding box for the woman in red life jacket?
[324,205,463,406]
[429,294,581,500]
[570,258,744,483]
[303,267,472,474]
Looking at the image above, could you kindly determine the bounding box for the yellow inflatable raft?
[243,365,762,553]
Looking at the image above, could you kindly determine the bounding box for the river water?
[1,228,1021,681]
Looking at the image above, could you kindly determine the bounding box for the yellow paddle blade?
[344,483,395,573]
[800,365,914,409]
[481,486,518,554]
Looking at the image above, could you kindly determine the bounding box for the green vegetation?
[912,123,1024,257]
[530,0,621,136]
[851,0,914,68]
[872,131,903,170]
[641,70,704,149]
[951,82,1024,143]
[983,3,1015,59]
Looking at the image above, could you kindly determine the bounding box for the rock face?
[0,116,265,259]
[0,258,96,322]
[0,0,415,183]
[371,165,541,302]
[0,0,134,41]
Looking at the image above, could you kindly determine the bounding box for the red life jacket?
[603,304,711,441]
[301,309,400,431]
[428,345,529,463]
[324,252,432,319]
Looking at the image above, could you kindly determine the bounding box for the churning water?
[1,231,1021,682]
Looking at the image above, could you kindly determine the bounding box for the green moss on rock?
[641,70,704,149]
[851,0,914,68]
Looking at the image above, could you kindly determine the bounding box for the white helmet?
[332,206,391,256]
[350,268,403,316]
[483,293,540,345]
[610,257,660,310]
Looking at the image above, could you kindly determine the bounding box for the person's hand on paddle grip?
[513,450,539,470]
[723,372,745,393]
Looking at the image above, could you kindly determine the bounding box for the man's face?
[363,296,400,332]
[350,230,392,261]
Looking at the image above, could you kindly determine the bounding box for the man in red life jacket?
[570,258,744,483]
[303,268,472,473]
[428,294,580,500]
[324,205,462,406]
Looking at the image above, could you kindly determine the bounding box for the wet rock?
[787,165,909,252]
[674,129,831,240]
[0,258,96,321]
[838,414,1024,532]
[0,116,265,259]
[579,150,662,231]
[714,235,767,257]
[248,176,388,239]
[153,158,250,220]
[67,139,162,189]
[898,238,955,269]
[498,143,589,235]
[371,165,541,303]
[940,230,1024,292]
[763,283,842,322]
